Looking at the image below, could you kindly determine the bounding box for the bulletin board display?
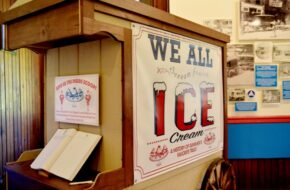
[226,0,290,121]
[132,23,224,183]
[227,42,290,119]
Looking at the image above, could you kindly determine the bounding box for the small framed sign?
[55,74,99,126]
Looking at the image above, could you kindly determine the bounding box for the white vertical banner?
[132,23,224,183]
[55,74,99,126]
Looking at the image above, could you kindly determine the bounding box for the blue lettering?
[170,39,181,63]
[187,45,197,65]
[148,34,168,61]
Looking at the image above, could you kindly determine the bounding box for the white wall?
[170,0,290,117]
[170,0,237,41]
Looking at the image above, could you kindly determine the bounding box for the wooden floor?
[230,159,290,190]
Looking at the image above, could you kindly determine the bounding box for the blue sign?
[235,102,257,112]
[283,80,290,99]
[255,65,277,87]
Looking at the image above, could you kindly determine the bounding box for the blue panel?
[235,102,257,112]
[255,65,277,87]
[228,123,290,159]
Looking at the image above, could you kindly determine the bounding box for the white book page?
[30,128,77,170]
[48,131,102,181]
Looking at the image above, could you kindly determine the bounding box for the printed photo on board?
[203,19,233,39]
[239,0,290,40]
[279,63,290,77]
[227,44,254,86]
[254,42,273,63]
[262,89,281,103]
[273,44,290,62]
[228,88,246,102]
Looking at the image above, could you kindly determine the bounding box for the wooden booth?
[0,0,230,189]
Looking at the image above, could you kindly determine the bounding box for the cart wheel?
[201,158,236,190]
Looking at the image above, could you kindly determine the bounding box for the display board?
[132,23,224,183]
[226,0,290,119]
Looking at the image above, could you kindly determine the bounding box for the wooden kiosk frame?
[0,0,229,189]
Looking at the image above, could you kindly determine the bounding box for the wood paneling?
[138,0,169,12]
[153,0,169,12]
[0,3,43,184]
[0,49,43,178]
[230,159,290,190]
[45,39,122,173]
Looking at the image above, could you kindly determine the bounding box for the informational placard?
[55,74,99,126]
[235,102,257,111]
[132,23,224,183]
[255,65,277,87]
[282,80,290,100]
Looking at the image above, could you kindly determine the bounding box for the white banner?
[132,24,224,183]
[55,74,99,126]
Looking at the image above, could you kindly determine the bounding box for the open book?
[31,128,102,181]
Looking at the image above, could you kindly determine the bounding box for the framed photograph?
[262,89,280,103]
[227,44,254,86]
[273,44,290,62]
[228,88,245,102]
[239,0,290,40]
[254,42,273,63]
[203,19,233,39]
[279,63,290,77]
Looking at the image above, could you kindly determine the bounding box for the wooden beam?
[98,0,230,43]
[7,1,80,50]
[0,0,69,23]
[153,0,169,12]
[9,0,33,10]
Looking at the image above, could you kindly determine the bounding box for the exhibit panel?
[0,0,229,189]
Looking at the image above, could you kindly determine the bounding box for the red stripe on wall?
[227,116,290,124]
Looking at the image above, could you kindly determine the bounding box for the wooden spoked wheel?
[201,158,236,190]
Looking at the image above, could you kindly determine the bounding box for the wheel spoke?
[224,176,234,190]
[221,167,230,187]
[219,164,224,187]
[210,183,218,190]
[215,163,221,187]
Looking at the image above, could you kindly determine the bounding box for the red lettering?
[200,82,214,127]
[175,83,196,131]
[153,82,166,136]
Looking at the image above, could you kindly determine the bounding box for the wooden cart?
[0,0,230,189]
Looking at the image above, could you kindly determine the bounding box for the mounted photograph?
[262,89,281,103]
[203,19,233,39]
[228,88,246,102]
[254,41,273,63]
[239,0,290,40]
[279,62,290,77]
[227,44,255,86]
[273,43,290,61]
